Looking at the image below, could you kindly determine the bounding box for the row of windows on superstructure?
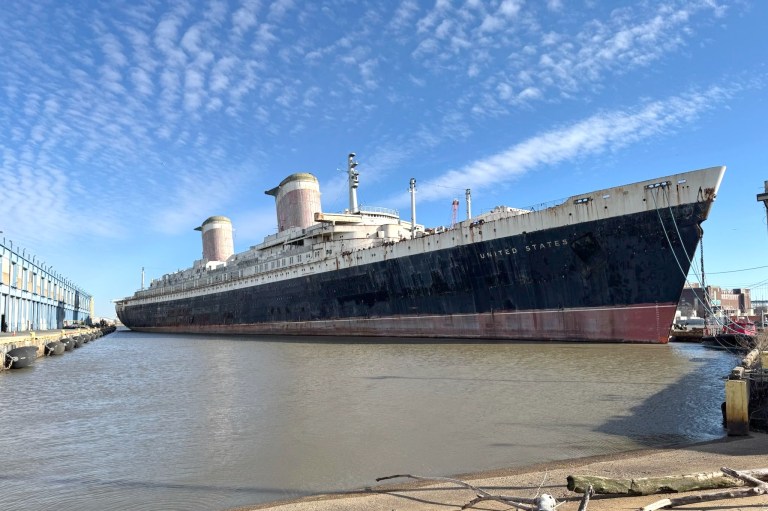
[208,250,322,285]
[147,248,333,296]
[231,248,341,278]
[258,249,325,272]
[0,254,88,307]
[157,242,379,296]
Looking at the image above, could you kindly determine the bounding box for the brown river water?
[0,329,740,511]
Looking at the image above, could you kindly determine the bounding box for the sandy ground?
[234,433,768,511]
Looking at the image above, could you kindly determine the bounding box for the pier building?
[0,239,91,332]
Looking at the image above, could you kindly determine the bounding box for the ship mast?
[348,152,359,214]
[410,178,417,239]
[465,188,472,220]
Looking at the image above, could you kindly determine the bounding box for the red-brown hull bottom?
[127,303,676,343]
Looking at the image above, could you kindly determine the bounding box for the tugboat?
[702,318,757,351]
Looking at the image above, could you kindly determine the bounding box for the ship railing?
[516,197,567,213]
[131,249,334,301]
[359,205,399,217]
[464,197,567,221]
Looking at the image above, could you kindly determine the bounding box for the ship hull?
[118,203,708,343]
[122,303,677,343]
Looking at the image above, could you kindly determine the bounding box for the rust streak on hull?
[128,303,676,343]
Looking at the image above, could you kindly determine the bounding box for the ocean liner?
[116,154,725,343]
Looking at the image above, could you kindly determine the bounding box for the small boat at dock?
[701,334,755,351]
[701,319,757,352]
[4,346,39,369]
[669,318,705,342]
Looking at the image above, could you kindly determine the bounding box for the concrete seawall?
[1,328,104,370]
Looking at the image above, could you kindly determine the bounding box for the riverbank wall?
[0,327,109,370]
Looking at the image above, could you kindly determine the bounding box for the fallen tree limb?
[568,468,768,495]
[461,494,555,511]
[742,348,761,368]
[640,487,768,511]
[721,466,768,487]
[375,474,556,511]
[577,484,593,511]
[639,466,768,510]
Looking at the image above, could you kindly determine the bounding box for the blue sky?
[1,0,766,320]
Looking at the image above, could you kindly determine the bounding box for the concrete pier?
[0,327,106,370]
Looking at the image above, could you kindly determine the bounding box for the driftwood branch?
[568,468,768,495]
[640,487,767,511]
[639,466,768,511]
[721,466,768,487]
[461,494,555,511]
[375,473,556,511]
[741,348,761,368]
[577,484,593,511]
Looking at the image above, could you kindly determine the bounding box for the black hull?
[702,335,756,352]
[119,204,706,343]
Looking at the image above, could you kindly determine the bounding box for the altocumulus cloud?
[409,85,738,205]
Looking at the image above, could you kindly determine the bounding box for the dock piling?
[725,377,750,436]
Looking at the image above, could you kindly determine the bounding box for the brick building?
[678,283,752,318]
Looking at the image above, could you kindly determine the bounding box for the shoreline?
[231,432,768,511]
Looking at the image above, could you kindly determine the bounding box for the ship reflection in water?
[0,330,740,511]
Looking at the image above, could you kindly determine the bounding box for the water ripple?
[0,332,736,511]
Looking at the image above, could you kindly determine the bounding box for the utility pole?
[757,180,768,221]
[757,181,768,327]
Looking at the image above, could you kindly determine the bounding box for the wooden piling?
[725,378,750,436]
